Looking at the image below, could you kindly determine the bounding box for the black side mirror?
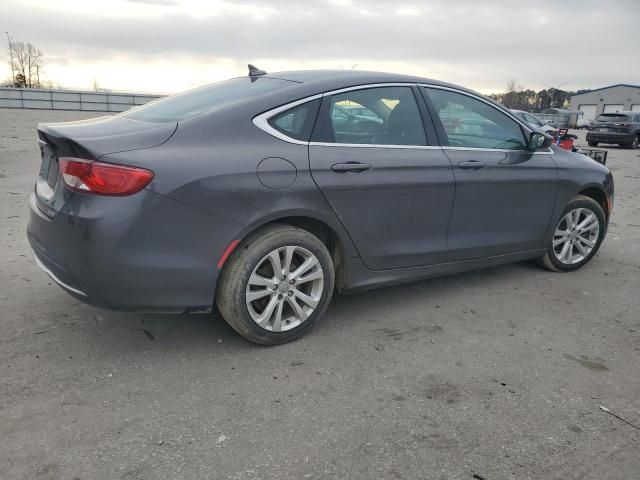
[529,131,553,150]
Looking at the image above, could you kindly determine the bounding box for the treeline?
[4,36,44,88]
[487,80,590,112]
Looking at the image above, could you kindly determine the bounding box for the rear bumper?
[27,189,244,312]
[32,248,89,299]
[586,132,633,144]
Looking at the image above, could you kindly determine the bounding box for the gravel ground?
[1,109,639,480]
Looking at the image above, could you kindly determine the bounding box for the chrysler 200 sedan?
[28,68,614,345]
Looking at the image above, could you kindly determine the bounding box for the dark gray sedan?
[28,68,614,344]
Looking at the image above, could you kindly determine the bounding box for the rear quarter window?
[268,99,321,141]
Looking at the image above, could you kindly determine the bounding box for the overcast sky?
[2,0,638,94]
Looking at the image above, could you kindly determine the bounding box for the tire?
[624,134,639,149]
[587,141,598,147]
[538,195,606,272]
[215,224,335,345]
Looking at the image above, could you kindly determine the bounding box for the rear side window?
[268,99,320,141]
[595,114,629,123]
[424,87,527,150]
[119,77,294,123]
[313,86,427,146]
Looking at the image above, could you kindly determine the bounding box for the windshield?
[595,114,629,123]
[525,113,542,126]
[119,77,295,123]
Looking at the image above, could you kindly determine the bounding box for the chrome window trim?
[309,142,440,150]
[252,81,553,155]
[443,146,553,154]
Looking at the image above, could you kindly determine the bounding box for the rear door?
[309,85,455,270]
[422,86,558,261]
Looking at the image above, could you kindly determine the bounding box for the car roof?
[256,69,484,100]
[510,109,538,115]
[182,69,519,127]
[218,69,495,115]
[267,69,447,87]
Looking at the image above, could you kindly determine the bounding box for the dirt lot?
[1,109,639,480]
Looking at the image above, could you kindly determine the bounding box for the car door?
[309,85,455,270]
[421,86,558,261]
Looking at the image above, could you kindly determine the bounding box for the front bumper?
[586,132,632,144]
[27,189,243,312]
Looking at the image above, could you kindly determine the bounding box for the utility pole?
[5,32,15,87]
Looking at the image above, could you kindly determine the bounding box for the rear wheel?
[587,141,598,147]
[625,134,639,149]
[215,224,334,345]
[539,195,606,272]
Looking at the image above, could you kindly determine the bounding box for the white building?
[569,84,640,122]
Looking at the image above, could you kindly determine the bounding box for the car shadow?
[70,260,546,360]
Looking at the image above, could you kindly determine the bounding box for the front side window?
[424,88,527,150]
[315,86,426,146]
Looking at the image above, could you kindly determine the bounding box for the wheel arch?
[224,211,359,293]
[577,185,610,221]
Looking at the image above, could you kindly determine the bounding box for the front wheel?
[215,225,335,345]
[539,195,606,272]
[587,141,599,147]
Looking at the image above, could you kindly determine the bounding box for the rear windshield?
[119,77,294,123]
[595,114,629,123]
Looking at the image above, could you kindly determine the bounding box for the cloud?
[127,0,179,6]
[1,0,638,93]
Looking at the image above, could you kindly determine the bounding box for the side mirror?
[529,131,552,150]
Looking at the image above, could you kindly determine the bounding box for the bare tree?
[5,32,15,86]
[8,41,44,88]
[92,79,101,92]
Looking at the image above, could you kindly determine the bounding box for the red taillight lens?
[59,157,154,196]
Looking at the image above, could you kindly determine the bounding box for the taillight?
[59,157,154,196]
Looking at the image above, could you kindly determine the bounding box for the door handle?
[458,160,486,170]
[331,162,371,173]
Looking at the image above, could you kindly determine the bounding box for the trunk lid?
[34,116,177,217]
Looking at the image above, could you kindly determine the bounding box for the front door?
[422,87,558,261]
[309,85,455,270]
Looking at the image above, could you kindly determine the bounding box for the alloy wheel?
[245,246,324,332]
[552,208,600,265]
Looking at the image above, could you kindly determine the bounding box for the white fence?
[0,87,161,113]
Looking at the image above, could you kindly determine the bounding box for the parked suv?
[587,112,640,148]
